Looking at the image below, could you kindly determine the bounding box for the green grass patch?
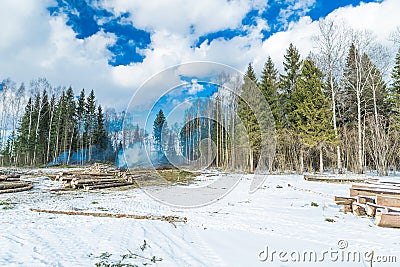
[157,169,196,183]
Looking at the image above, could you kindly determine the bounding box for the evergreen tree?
[86,89,96,161]
[260,57,280,128]
[237,63,263,171]
[388,48,400,125]
[280,43,302,128]
[94,105,108,151]
[289,59,335,173]
[153,109,167,156]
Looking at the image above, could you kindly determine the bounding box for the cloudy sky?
[0,0,399,111]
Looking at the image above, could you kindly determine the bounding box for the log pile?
[53,163,142,191]
[0,178,34,194]
[335,180,400,228]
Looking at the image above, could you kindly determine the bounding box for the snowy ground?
[1,173,400,266]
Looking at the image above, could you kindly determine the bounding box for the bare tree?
[313,19,350,173]
[342,30,377,173]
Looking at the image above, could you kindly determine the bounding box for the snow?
[1,173,400,266]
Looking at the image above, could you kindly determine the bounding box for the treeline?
[170,20,400,175]
[241,21,400,175]
[0,78,114,166]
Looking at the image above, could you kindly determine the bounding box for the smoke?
[47,146,114,166]
[116,142,155,168]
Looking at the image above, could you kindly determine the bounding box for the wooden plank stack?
[335,179,400,228]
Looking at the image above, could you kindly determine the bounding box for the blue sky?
[0,0,398,120]
[46,0,382,67]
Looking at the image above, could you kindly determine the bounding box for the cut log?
[304,174,366,183]
[352,202,366,216]
[0,183,34,194]
[357,195,375,204]
[29,208,188,224]
[343,203,352,213]
[59,176,75,182]
[375,212,400,228]
[83,182,134,190]
[6,174,20,179]
[71,178,120,185]
[334,196,356,205]
[376,195,400,208]
[0,182,31,190]
[366,203,386,217]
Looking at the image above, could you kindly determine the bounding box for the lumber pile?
[54,173,135,191]
[0,181,34,194]
[304,174,371,183]
[52,163,152,191]
[335,179,400,228]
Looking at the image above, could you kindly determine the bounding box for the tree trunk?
[319,144,324,174]
[357,92,363,173]
[299,145,304,174]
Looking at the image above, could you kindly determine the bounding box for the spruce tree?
[153,109,167,156]
[95,105,108,151]
[289,59,335,173]
[86,89,96,161]
[388,48,400,125]
[237,63,266,171]
[260,57,280,128]
[279,43,302,128]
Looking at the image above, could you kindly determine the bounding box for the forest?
[1,20,400,176]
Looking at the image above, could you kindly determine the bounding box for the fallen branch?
[30,208,187,226]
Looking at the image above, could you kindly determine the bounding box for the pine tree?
[289,59,335,173]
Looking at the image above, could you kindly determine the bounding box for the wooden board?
[350,187,400,197]
[376,195,400,208]
[351,183,400,191]
[375,212,400,228]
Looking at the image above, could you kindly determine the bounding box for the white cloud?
[0,0,399,113]
[187,79,204,94]
[102,0,267,37]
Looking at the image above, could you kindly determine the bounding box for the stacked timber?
[0,181,34,194]
[53,164,138,191]
[304,174,371,183]
[335,179,400,228]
